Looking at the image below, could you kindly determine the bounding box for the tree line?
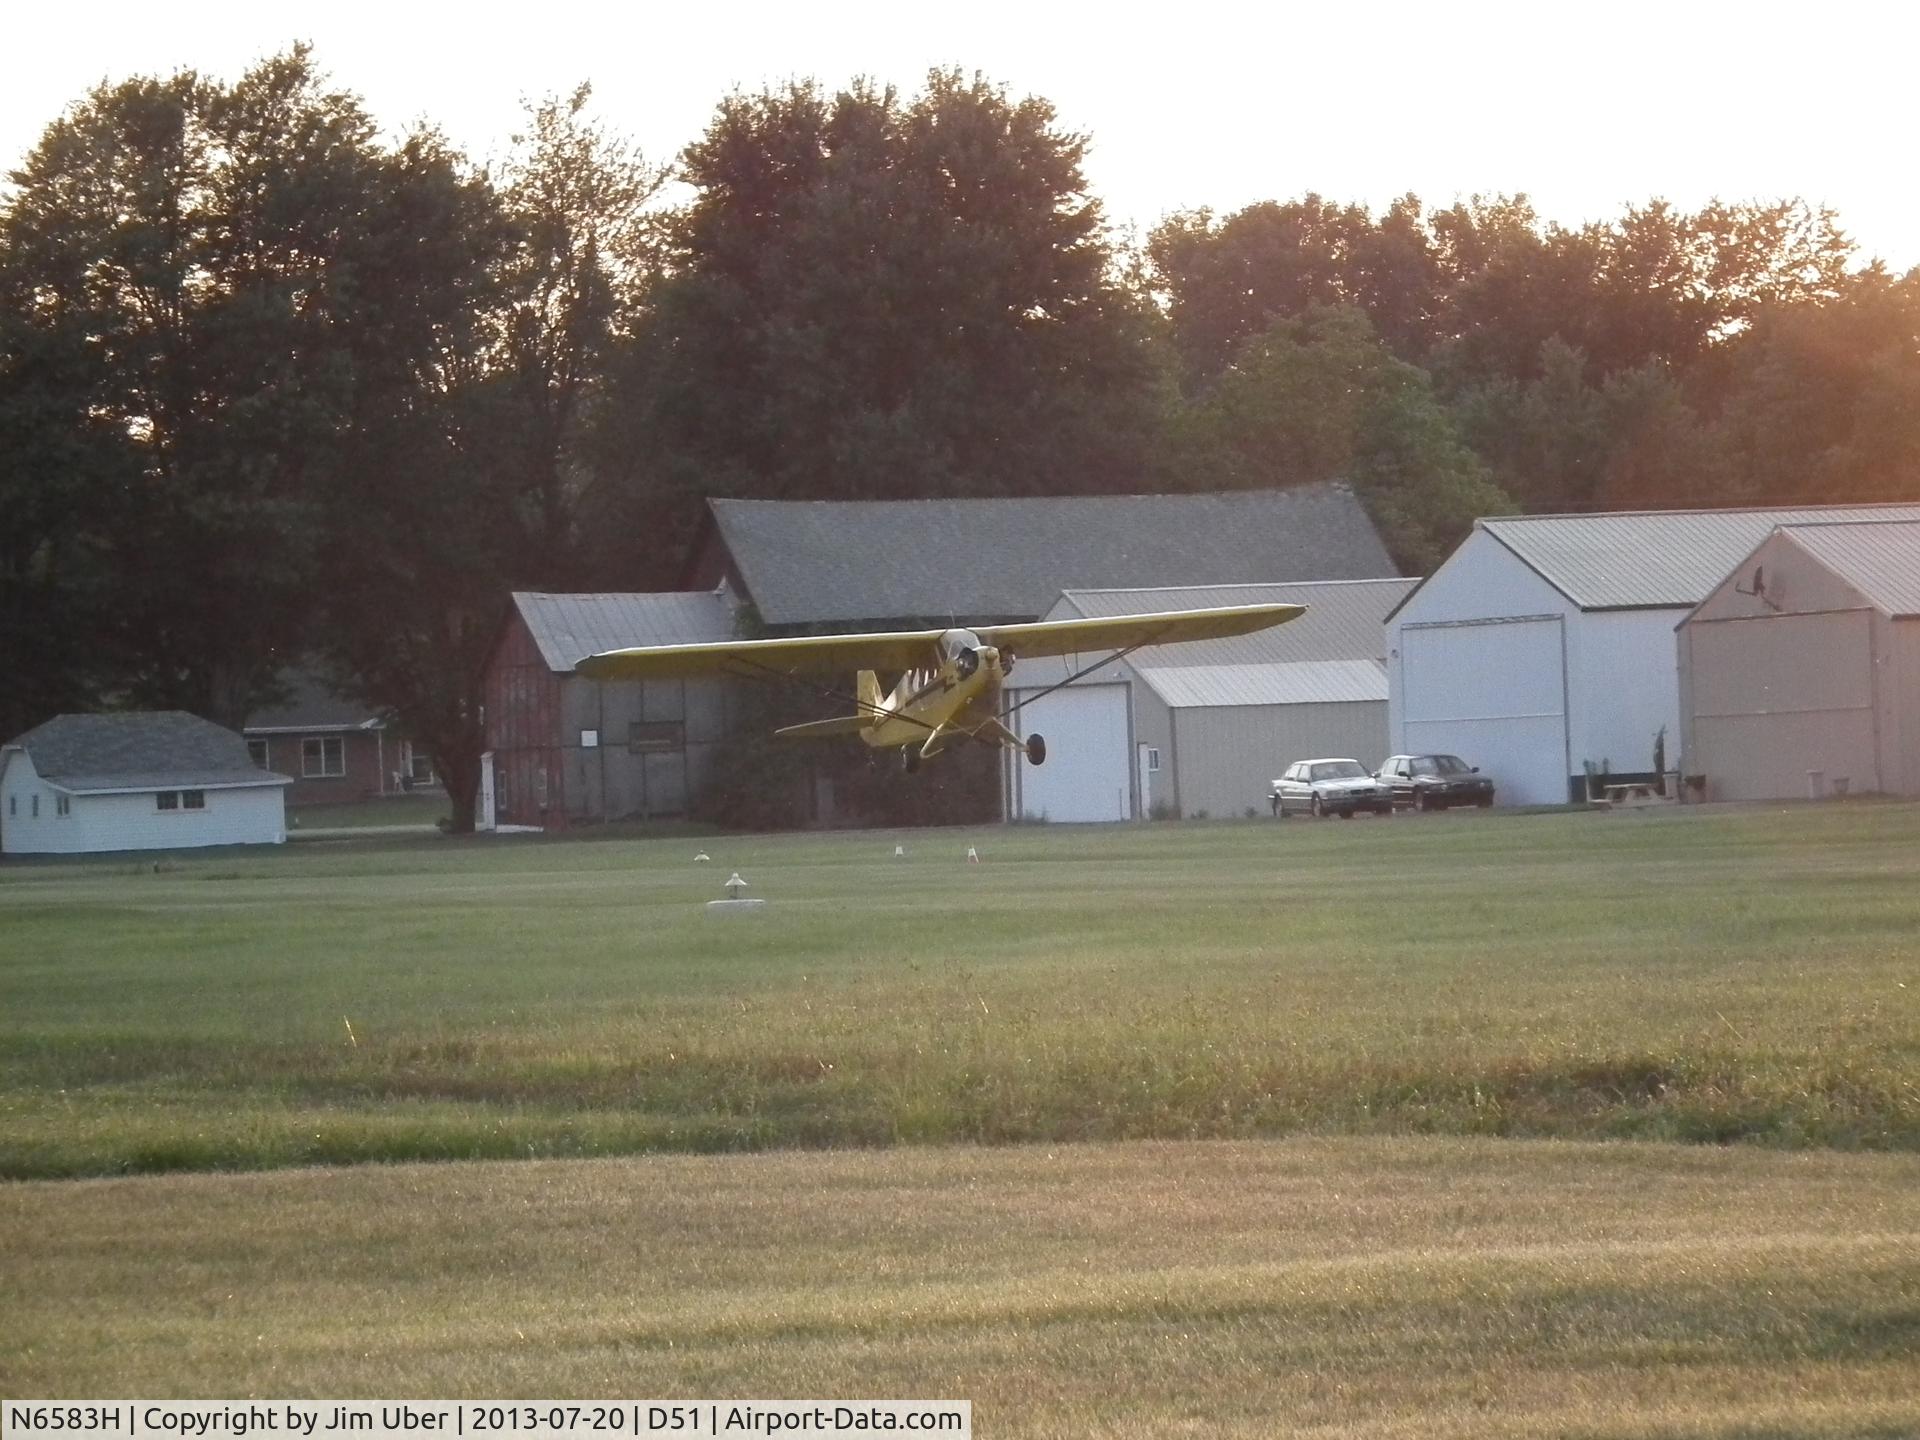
[4,50,1916,828]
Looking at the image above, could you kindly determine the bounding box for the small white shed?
[1,712,291,856]
[1386,504,1920,805]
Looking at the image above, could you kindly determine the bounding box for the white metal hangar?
[1004,579,1418,822]
[1384,503,1920,806]
[1680,520,1920,801]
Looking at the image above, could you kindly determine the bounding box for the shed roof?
[5,712,288,793]
[1136,659,1387,709]
[1774,521,1920,617]
[1470,503,1920,612]
[511,591,738,673]
[707,484,1398,625]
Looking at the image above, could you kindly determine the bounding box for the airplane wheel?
[1026,733,1047,766]
[901,747,921,775]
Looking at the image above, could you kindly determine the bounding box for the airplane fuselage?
[860,630,1011,758]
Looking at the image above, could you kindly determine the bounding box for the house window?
[408,750,435,783]
[156,791,178,811]
[182,790,205,810]
[1146,748,1161,773]
[56,794,70,817]
[628,721,683,754]
[247,739,269,768]
[302,736,345,778]
[30,794,39,818]
[7,796,13,816]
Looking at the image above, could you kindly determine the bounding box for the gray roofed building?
[245,673,384,734]
[1448,503,1920,615]
[8,712,289,794]
[510,591,738,672]
[695,484,1399,626]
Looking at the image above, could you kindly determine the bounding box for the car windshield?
[1433,754,1470,774]
[1311,761,1367,781]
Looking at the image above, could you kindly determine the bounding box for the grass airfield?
[2,802,1919,1430]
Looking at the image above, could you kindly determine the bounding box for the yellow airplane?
[575,603,1303,772]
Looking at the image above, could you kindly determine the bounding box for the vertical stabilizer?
[858,669,882,716]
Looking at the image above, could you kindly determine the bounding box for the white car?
[1270,758,1393,818]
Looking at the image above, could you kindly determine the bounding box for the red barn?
[481,591,736,829]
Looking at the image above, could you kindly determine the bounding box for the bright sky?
[5,1,1916,271]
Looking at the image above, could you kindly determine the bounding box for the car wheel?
[1339,809,1354,820]
[1269,794,1281,817]
[1417,790,1434,813]
[1476,795,1493,808]
[1310,794,1325,819]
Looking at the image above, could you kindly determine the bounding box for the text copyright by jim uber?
[3,1405,969,1439]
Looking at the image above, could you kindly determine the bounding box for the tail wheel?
[901,747,921,775]
[1026,733,1047,766]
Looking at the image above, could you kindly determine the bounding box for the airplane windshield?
[939,629,982,659]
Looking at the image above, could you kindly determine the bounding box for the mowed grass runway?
[2,803,1916,1175]
[2,804,1918,1430]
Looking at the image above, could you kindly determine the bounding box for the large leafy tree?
[0,50,496,728]
[591,68,1159,574]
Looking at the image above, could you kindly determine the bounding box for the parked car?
[1270,758,1393,818]
[1377,753,1495,811]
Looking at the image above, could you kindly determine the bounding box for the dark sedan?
[1377,754,1495,811]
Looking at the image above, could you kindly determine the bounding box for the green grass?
[286,792,450,830]
[2,1138,1916,1435]
[1,804,1917,1177]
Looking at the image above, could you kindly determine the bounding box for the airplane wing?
[573,628,951,679]
[975,603,1304,658]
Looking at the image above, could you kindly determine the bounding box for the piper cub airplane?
[574,602,1302,773]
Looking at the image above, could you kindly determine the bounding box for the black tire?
[1417,790,1434,813]
[1025,733,1047,766]
[1310,794,1324,819]
[1476,794,1493,808]
[1339,809,1354,820]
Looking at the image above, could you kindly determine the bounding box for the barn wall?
[1889,619,1920,796]
[1172,700,1387,820]
[483,614,567,827]
[1131,681,1175,818]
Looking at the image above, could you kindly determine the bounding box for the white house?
[1,712,291,856]
[1385,503,1920,805]
[1006,579,1418,821]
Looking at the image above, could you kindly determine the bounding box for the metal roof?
[1055,579,1415,666]
[1775,521,1920,617]
[708,484,1398,625]
[1477,503,1920,611]
[5,712,289,793]
[1136,659,1388,709]
[511,591,738,673]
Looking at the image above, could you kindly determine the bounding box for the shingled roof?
[706,484,1398,625]
[5,712,289,794]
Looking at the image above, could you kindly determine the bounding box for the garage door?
[1007,683,1131,822]
[1689,609,1876,800]
[1400,616,1568,805]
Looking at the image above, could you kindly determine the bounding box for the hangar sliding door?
[1688,609,1877,800]
[1008,683,1132,822]
[1399,616,1568,805]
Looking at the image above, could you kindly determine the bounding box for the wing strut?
[998,640,1155,720]
[723,655,946,738]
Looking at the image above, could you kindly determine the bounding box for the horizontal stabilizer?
[773,715,870,742]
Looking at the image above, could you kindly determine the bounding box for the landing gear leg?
[1025,733,1047,766]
